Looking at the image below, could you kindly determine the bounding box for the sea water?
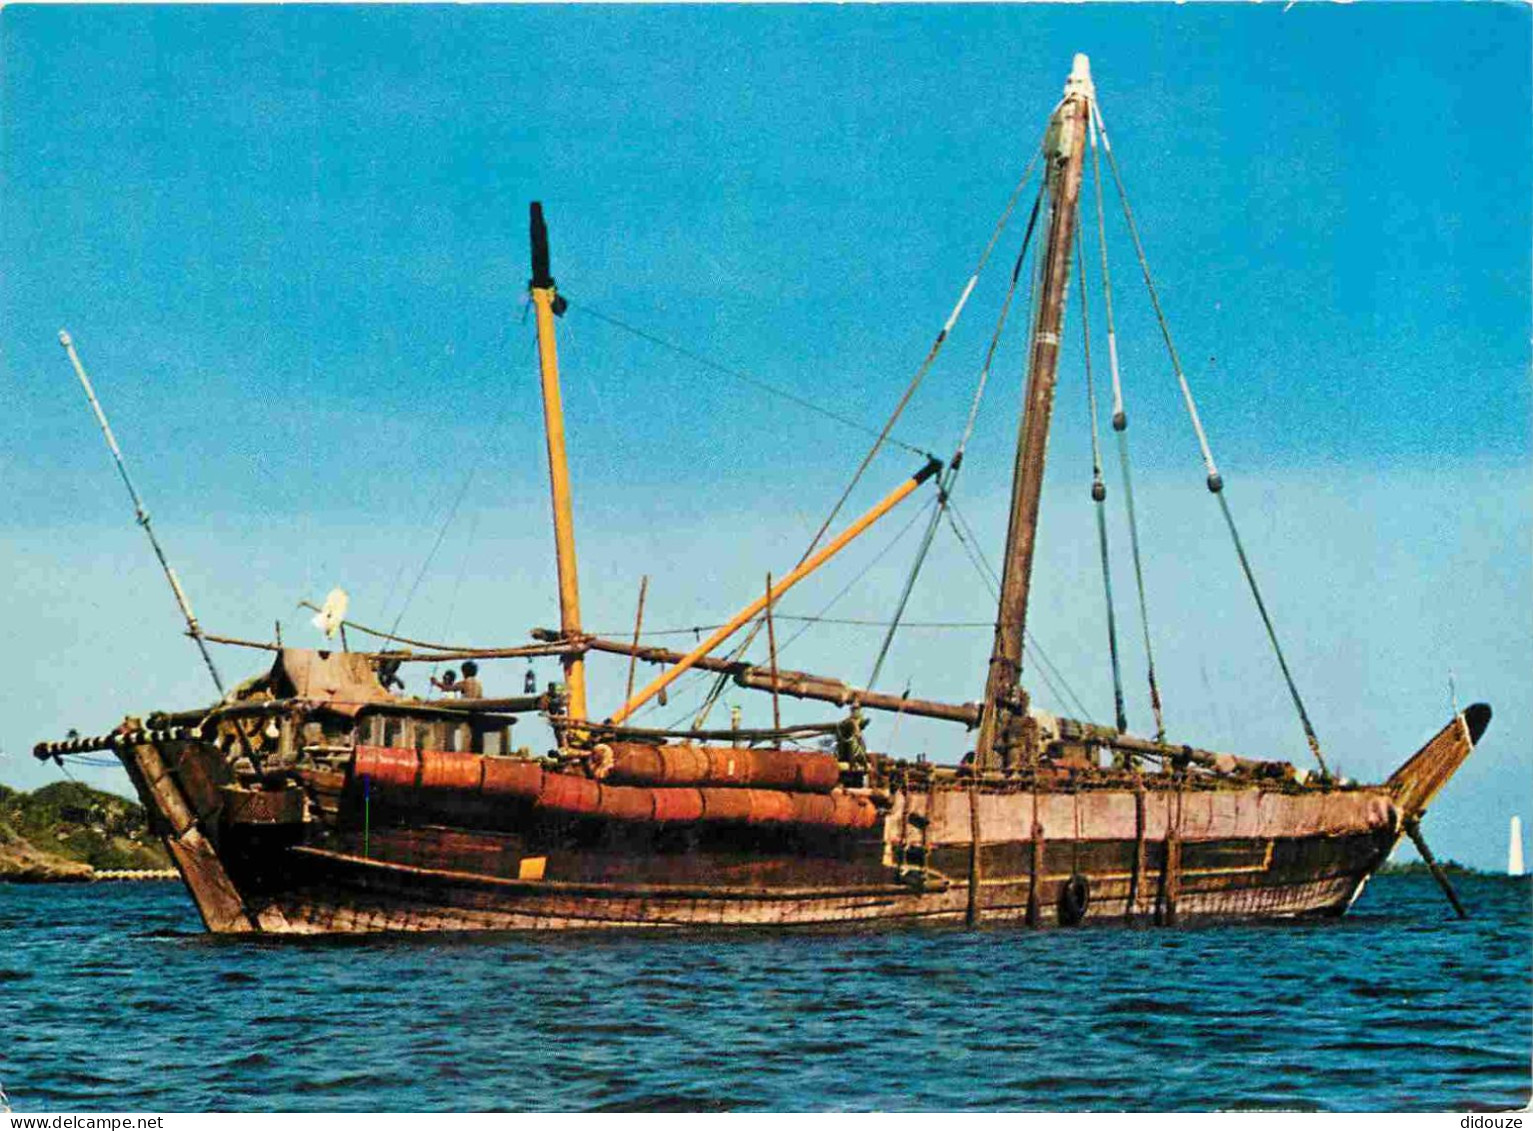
[1,874,1528,1112]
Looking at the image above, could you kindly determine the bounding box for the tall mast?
[975,55,1094,771]
[529,202,587,723]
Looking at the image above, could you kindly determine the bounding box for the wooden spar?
[975,55,1094,771]
[59,330,226,696]
[566,631,979,724]
[561,631,1283,769]
[764,572,782,731]
[529,202,588,723]
[965,783,983,928]
[562,719,842,743]
[196,630,577,663]
[293,602,589,660]
[1403,816,1470,919]
[624,576,649,707]
[200,633,280,652]
[607,458,940,725]
[211,625,1275,769]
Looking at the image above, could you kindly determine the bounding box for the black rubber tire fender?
[1058,872,1090,927]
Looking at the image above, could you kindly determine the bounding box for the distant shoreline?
[1377,860,1502,878]
[0,780,170,882]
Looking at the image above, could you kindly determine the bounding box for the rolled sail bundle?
[352,746,875,829]
[601,742,842,792]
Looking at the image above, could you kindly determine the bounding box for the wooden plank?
[164,829,258,934]
[126,741,257,934]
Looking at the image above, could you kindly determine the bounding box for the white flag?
[311,588,349,638]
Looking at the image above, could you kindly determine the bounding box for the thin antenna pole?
[58,330,225,695]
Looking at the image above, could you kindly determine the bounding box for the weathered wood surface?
[122,741,257,933]
[102,718,1427,935]
[885,785,1397,846]
[563,633,981,726]
[223,841,1369,934]
[231,843,1369,934]
[1388,704,1491,817]
[977,58,1093,770]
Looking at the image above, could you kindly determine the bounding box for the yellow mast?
[529,202,587,722]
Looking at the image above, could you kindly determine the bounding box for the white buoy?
[1509,816,1525,877]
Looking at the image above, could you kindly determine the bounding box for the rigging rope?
[775,494,942,658]
[340,612,1002,652]
[386,459,480,646]
[691,141,1048,726]
[1075,230,1128,733]
[866,488,948,692]
[793,142,1046,570]
[427,507,484,689]
[1088,103,1166,741]
[376,328,531,642]
[941,500,1096,723]
[667,495,940,731]
[567,301,930,458]
[943,506,1084,721]
[1093,99,1328,775]
[1091,103,1222,491]
[1214,491,1330,777]
[866,181,1046,691]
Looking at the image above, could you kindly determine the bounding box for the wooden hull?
[237,843,1377,934]
[111,731,1404,935]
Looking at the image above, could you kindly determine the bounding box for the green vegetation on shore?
[0,781,169,881]
[1378,858,1483,877]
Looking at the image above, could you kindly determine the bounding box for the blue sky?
[2,4,1528,870]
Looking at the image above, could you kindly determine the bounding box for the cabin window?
[385,718,412,750]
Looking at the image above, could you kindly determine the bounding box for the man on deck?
[430,661,483,698]
[456,661,484,699]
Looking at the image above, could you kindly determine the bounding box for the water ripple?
[0,876,1527,1111]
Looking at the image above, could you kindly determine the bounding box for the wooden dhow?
[38,55,1488,933]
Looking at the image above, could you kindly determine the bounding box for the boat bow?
[1387,703,1491,819]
